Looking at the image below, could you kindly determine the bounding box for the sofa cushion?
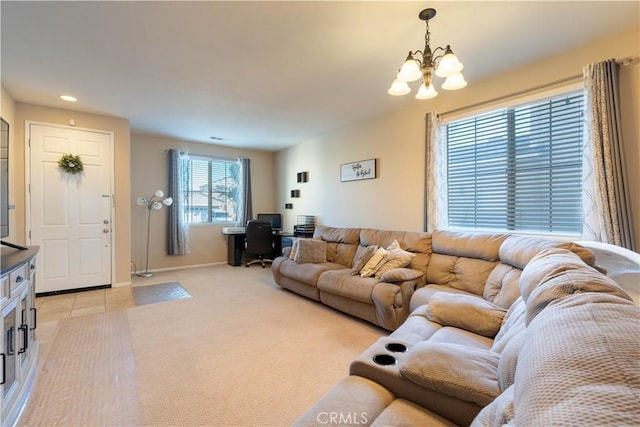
[491,298,526,354]
[294,238,327,263]
[526,266,632,325]
[483,263,522,309]
[399,341,500,407]
[431,230,507,262]
[513,293,640,426]
[520,248,632,324]
[278,259,344,286]
[499,234,595,270]
[427,254,498,296]
[351,244,378,275]
[425,292,507,338]
[314,225,360,267]
[470,385,515,427]
[292,375,395,427]
[519,248,593,302]
[371,399,458,427]
[318,269,379,304]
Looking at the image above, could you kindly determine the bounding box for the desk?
[222,230,293,266]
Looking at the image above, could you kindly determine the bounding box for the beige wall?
[7,100,132,286]
[276,28,640,250]
[130,133,276,270]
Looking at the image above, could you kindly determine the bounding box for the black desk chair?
[245,220,274,268]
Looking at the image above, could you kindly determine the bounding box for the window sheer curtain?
[582,59,635,250]
[167,149,190,255]
[424,112,447,232]
[237,157,252,226]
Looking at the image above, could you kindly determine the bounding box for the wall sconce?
[297,172,309,183]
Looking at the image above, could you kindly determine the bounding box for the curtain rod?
[164,148,242,162]
[439,56,639,119]
[439,74,582,119]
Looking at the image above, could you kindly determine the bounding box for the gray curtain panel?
[583,59,635,250]
[167,149,190,255]
[238,157,252,226]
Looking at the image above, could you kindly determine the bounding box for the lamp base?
[136,271,154,278]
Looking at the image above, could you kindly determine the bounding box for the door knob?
[103,228,110,233]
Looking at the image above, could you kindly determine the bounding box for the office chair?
[245,220,274,268]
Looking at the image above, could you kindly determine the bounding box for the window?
[445,90,584,235]
[183,156,240,224]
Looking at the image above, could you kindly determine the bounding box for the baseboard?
[131,262,226,277]
[36,284,111,297]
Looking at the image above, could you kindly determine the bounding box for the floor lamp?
[136,190,173,277]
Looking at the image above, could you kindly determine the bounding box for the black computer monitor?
[256,213,282,231]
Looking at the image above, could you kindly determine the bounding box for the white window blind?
[446,90,584,235]
[183,156,240,224]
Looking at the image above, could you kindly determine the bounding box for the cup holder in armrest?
[385,343,407,353]
[372,354,397,366]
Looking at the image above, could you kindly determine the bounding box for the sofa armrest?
[380,267,424,283]
[425,292,507,338]
[399,341,501,407]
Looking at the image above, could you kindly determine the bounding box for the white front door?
[28,123,113,293]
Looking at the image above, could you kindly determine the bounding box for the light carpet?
[18,265,385,426]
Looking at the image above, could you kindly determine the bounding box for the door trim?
[24,121,116,287]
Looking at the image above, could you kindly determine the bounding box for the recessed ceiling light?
[60,95,77,102]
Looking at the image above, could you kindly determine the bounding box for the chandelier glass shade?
[388,8,466,99]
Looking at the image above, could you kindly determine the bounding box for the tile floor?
[36,286,136,323]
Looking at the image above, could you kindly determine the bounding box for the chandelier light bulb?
[442,72,468,90]
[137,197,148,206]
[388,78,411,96]
[152,201,163,210]
[154,190,164,198]
[415,83,438,100]
[397,58,423,82]
[163,197,173,206]
[435,50,464,78]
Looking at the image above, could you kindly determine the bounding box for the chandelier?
[388,8,466,100]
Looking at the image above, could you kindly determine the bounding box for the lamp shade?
[163,197,173,206]
[442,72,467,90]
[388,78,411,96]
[435,52,464,78]
[415,83,438,99]
[397,58,422,82]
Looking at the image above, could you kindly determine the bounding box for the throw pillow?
[425,292,507,338]
[288,238,299,260]
[351,245,378,275]
[294,238,327,263]
[374,240,416,278]
[360,247,390,277]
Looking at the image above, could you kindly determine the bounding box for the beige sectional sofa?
[272,226,595,331]
[271,226,639,426]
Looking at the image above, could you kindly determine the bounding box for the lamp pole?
[138,205,154,277]
[136,190,173,278]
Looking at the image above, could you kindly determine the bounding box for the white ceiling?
[1,1,638,151]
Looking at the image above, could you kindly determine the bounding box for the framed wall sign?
[341,159,377,182]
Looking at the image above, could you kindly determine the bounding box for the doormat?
[132,281,191,307]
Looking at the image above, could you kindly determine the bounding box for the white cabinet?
[1,247,39,426]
